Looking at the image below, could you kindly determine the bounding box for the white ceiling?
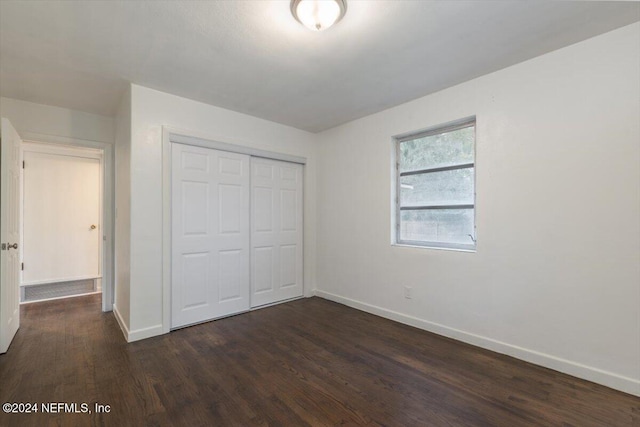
[1,1,638,133]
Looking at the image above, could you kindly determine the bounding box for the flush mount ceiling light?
[290,0,347,32]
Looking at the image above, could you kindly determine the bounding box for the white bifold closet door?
[251,158,303,307]
[171,144,251,328]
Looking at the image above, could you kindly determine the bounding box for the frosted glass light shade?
[291,0,347,31]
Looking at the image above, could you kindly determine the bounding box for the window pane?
[400,168,474,206]
[399,125,474,172]
[400,209,474,245]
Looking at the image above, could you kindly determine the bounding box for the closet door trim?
[169,130,306,165]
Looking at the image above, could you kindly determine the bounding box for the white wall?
[0,97,114,144]
[315,23,640,396]
[114,86,132,331]
[126,84,317,340]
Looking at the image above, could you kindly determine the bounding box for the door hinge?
[21,262,24,270]
[22,161,25,169]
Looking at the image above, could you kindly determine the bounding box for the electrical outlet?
[403,286,412,299]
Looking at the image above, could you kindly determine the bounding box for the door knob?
[7,243,18,250]
[90,225,97,230]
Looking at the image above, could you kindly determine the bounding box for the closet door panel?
[280,244,297,288]
[251,158,303,307]
[180,252,210,309]
[253,246,274,294]
[171,144,250,328]
[218,249,243,301]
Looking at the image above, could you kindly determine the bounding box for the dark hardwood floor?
[0,295,638,426]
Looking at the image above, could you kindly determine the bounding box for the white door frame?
[161,127,306,334]
[18,132,114,312]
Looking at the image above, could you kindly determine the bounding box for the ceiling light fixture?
[290,0,347,32]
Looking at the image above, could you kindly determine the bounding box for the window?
[395,117,476,251]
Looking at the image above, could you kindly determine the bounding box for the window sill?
[392,242,476,253]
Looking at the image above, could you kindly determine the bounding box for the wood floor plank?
[0,294,638,426]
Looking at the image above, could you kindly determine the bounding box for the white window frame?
[393,117,476,252]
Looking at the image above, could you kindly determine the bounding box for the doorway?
[17,134,114,314]
[20,143,103,303]
[1,118,114,354]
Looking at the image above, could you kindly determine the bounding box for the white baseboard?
[127,323,164,342]
[315,290,640,397]
[112,304,130,342]
[113,304,164,342]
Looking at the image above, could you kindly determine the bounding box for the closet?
[170,143,303,329]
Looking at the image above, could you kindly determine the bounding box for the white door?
[251,158,303,307]
[0,118,22,353]
[171,144,250,328]
[22,151,101,285]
